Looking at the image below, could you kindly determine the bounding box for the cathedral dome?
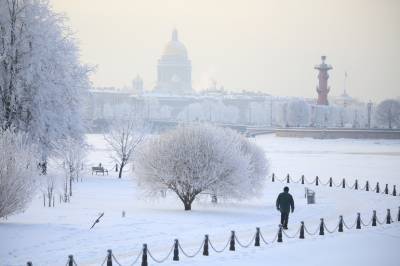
[162,29,188,59]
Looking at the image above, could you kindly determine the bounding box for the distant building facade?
[154,29,192,94]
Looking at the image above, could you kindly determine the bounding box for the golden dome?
[162,29,188,59]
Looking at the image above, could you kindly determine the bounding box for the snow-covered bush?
[0,129,37,218]
[134,124,268,210]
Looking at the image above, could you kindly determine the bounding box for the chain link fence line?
[26,206,399,266]
[270,173,399,197]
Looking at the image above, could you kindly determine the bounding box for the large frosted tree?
[134,124,268,210]
[0,0,90,171]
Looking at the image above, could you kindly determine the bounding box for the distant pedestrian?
[276,186,295,230]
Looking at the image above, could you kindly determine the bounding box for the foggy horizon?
[51,0,400,102]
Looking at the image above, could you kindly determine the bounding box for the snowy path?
[1,134,400,266]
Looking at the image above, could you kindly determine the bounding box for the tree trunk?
[118,162,124,178]
[40,161,47,175]
[69,173,73,196]
[184,202,192,211]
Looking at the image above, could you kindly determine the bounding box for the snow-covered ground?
[1,134,400,266]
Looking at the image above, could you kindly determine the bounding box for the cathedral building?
[154,29,192,94]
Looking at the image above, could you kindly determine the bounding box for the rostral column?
[314,56,332,105]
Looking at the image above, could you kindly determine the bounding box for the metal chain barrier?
[343,218,357,229]
[304,225,319,236]
[305,178,315,185]
[234,233,256,248]
[111,254,123,266]
[361,217,372,227]
[147,243,175,263]
[259,231,270,245]
[178,241,204,258]
[320,179,331,186]
[282,227,301,239]
[376,216,386,225]
[100,256,107,266]
[130,251,143,266]
[323,222,339,234]
[208,238,230,253]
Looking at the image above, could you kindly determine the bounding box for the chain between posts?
[147,243,175,263]
[304,225,320,236]
[272,173,400,197]
[129,250,143,266]
[282,227,301,238]
[208,238,230,253]
[234,233,256,248]
[178,241,205,258]
[27,207,400,265]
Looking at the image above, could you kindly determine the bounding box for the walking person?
[276,186,295,229]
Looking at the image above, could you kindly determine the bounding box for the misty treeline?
[97,96,400,129]
[0,0,90,218]
[134,124,269,211]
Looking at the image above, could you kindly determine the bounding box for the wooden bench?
[91,166,108,175]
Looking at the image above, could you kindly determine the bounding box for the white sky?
[51,0,400,102]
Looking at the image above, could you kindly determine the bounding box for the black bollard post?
[376,182,380,193]
[384,184,389,194]
[277,225,283,243]
[393,185,397,196]
[355,180,358,190]
[366,181,369,191]
[356,213,361,229]
[329,177,333,187]
[338,216,344,232]
[107,249,112,266]
[67,255,74,266]
[141,244,148,266]
[386,209,391,224]
[173,239,179,261]
[342,178,346,188]
[229,231,235,251]
[255,228,260,247]
[299,222,305,239]
[272,173,275,182]
[319,218,324,235]
[27,262,33,266]
[286,174,290,183]
[301,175,304,184]
[315,176,319,186]
[398,207,400,222]
[372,210,377,226]
[203,235,209,256]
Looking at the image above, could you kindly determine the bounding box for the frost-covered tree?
[0,0,91,172]
[375,99,400,129]
[0,129,37,218]
[54,137,87,199]
[134,124,268,211]
[40,171,61,207]
[287,100,310,127]
[104,117,147,178]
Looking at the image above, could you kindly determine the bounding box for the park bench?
[91,166,108,175]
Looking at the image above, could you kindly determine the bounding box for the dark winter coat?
[276,192,295,213]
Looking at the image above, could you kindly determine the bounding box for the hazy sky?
[51,0,400,102]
